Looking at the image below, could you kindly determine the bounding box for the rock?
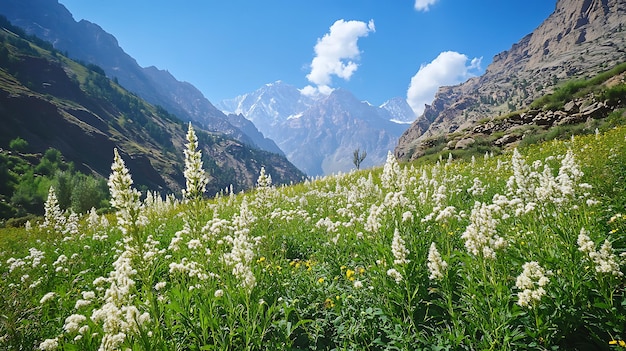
[455,138,475,149]
[446,140,458,149]
[581,101,607,118]
[557,113,585,125]
[494,134,520,146]
[563,100,580,113]
[533,113,554,126]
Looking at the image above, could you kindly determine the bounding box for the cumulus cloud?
[406,51,481,116]
[305,19,375,95]
[414,0,439,11]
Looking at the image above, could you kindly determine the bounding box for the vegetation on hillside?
[0,122,624,350]
[0,14,305,222]
[0,139,109,225]
[530,62,626,111]
[411,62,626,165]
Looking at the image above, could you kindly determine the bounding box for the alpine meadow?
[1,120,625,350]
[2,0,626,350]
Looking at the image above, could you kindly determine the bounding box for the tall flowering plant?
[108,148,146,239]
[182,122,208,201]
[40,186,65,233]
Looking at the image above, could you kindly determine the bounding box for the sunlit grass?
[1,126,625,350]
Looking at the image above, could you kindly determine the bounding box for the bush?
[8,137,28,152]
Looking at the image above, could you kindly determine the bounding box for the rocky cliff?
[395,0,626,160]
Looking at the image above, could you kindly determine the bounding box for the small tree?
[9,137,28,152]
[353,148,367,170]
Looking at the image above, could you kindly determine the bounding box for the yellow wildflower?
[317,277,325,284]
[324,298,335,308]
[346,269,356,281]
[609,339,626,347]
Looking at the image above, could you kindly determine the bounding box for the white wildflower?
[467,177,485,196]
[256,166,272,188]
[381,151,402,190]
[391,228,410,265]
[461,202,507,259]
[515,261,550,308]
[578,228,623,277]
[40,187,65,232]
[402,211,413,222]
[386,268,403,283]
[182,122,208,200]
[75,299,92,309]
[40,292,57,304]
[64,314,87,333]
[154,282,167,291]
[39,338,59,351]
[107,148,146,236]
[187,239,202,250]
[427,242,448,281]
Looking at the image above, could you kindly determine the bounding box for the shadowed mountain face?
[0,0,282,155]
[395,0,626,161]
[218,82,410,176]
[0,17,305,195]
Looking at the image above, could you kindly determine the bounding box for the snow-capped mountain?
[218,83,412,176]
[381,97,417,124]
[218,81,316,129]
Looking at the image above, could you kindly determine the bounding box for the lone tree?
[353,148,367,170]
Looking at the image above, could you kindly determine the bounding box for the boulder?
[455,137,475,149]
[563,100,580,113]
[494,134,520,146]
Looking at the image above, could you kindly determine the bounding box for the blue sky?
[59,0,555,115]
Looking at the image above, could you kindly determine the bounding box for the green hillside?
[0,16,305,222]
[0,115,625,350]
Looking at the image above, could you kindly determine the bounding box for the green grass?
[530,62,626,111]
[1,125,626,350]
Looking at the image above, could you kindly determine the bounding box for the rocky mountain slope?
[218,81,411,176]
[0,0,281,154]
[0,18,304,196]
[396,0,626,160]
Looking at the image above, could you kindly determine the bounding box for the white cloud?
[306,19,375,95]
[414,0,439,11]
[406,51,481,116]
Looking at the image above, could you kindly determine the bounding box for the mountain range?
[0,15,304,200]
[3,0,413,177]
[218,81,413,176]
[2,0,624,186]
[0,0,282,156]
[395,0,626,160]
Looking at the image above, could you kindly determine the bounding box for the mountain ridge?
[218,82,413,176]
[0,0,282,155]
[395,0,626,160]
[0,17,305,201]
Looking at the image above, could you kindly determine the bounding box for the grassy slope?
[0,20,305,205]
[0,122,624,350]
[411,63,626,165]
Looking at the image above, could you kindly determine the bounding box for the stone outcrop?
[396,0,626,161]
[436,91,624,155]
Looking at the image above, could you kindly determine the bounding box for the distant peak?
[265,80,284,87]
